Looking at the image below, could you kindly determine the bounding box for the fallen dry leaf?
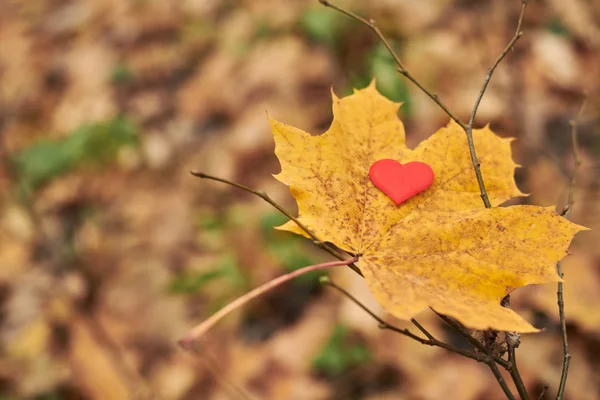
[530,253,600,334]
[270,82,584,332]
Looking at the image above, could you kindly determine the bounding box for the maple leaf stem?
[189,171,363,277]
[556,94,586,400]
[178,255,359,349]
[321,278,489,363]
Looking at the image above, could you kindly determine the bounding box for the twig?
[501,294,530,399]
[319,0,528,209]
[555,261,570,400]
[190,171,363,277]
[434,312,510,369]
[409,318,436,341]
[178,255,359,348]
[507,345,530,400]
[437,309,531,399]
[485,332,517,400]
[318,0,463,128]
[320,277,488,363]
[197,350,255,400]
[488,362,516,400]
[324,277,524,392]
[467,0,528,209]
[83,315,153,400]
[538,384,549,400]
[469,0,526,128]
[561,97,587,218]
[556,95,586,400]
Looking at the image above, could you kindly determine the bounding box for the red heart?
[369,159,434,205]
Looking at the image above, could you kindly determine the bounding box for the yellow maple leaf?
[269,82,585,332]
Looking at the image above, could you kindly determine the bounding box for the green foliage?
[110,65,134,86]
[168,269,226,294]
[351,43,413,117]
[195,210,226,232]
[260,212,319,282]
[259,212,288,237]
[168,253,246,294]
[312,324,372,376]
[252,18,277,41]
[545,18,571,37]
[299,7,348,48]
[12,116,138,193]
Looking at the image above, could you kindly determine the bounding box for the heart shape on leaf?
[269,81,586,333]
[369,159,434,205]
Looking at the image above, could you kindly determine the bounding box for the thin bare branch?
[318,0,464,128]
[485,332,517,400]
[469,0,527,129]
[190,171,363,277]
[434,312,510,369]
[507,345,530,400]
[82,315,153,400]
[466,0,527,208]
[319,0,527,210]
[555,261,570,400]
[556,94,586,400]
[320,277,488,363]
[561,97,587,217]
[538,384,549,400]
[435,312,485,351]
[191,350,254,400]
[501,294,529,399]
[179,255,359,349]
[410,317,436,341]
[488,362,516,400]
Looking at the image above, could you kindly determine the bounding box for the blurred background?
[1,0,600,399]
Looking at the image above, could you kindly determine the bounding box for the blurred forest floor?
[1,0,600,399]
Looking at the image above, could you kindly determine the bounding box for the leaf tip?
[330,86,339,102]
[574,223,592,233]
[274,220,293,232]
[521,325,542,334]
[518,190,532,198]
